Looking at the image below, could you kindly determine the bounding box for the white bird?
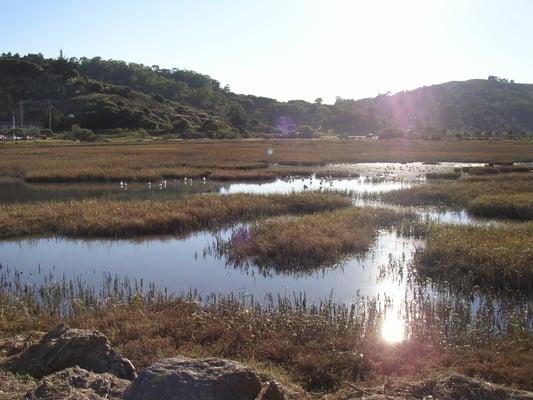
[147,180,152,189]
[158,183,163,190]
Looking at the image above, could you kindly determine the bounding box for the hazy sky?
[1,0,532,103]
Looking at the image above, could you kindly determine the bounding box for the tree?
[314,97,323,105]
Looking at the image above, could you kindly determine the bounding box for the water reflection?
[0,230,419,304]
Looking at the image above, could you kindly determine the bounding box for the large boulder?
[123,356,263,400]
[25,366,130,400]
[9,323,136,380]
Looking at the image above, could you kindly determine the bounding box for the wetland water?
[0,162,525,339]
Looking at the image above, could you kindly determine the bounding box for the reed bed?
[0,269,530,391]
[468,193,533,220]
[2,140,532,182]
[417,223,533,292]
[220,207,412,271]
[0,192,351,239]
[378,174,533,219]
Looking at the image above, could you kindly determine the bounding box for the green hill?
[1,53,533,138]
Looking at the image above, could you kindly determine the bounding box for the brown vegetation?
[379,173,533,219]
[222,207,410,271]
[1,139,533,182]
[0,192,351,239]
[417,223,533,292]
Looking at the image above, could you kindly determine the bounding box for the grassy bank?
[0,192,351,239]
[417,223,533,292]
[379,174,533,219]
[221,207,410,271]
[2,139,533,182]
[0,286,530,392]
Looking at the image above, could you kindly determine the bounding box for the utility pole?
[12,111,15,129]
[19,100,24,129]
[49,102,53,130]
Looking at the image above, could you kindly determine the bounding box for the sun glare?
[381,314,406,344]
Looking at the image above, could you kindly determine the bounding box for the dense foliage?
[2,53,533,137]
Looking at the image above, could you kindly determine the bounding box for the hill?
[1,53,533,138]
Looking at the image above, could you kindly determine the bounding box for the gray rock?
[24,366,130,400]
[123,356,263,400]
[257,380,285,400]
[9,323,136,380]
[344,374,533,399]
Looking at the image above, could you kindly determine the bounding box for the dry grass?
[379,174,533,219]
[468,193,533,220]
[417,223,533,292]
[0,292,530,393]
[0,192,351,239]
[1,139,532,182]
[222,207,410,271]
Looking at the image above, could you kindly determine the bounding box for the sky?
[1,0,532,103]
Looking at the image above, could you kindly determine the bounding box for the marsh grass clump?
[221,207,412,271]
[468,193,533,220]
[378,173,533,220]
[417,223,533,292]
[0,192,352,239]
[425,172,462,180]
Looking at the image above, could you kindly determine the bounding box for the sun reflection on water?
[381,313,406,343]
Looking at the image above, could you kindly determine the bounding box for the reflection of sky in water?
[219,177,412,195]
[0,230,420,305]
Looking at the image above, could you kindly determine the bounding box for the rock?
[123,356,263,400]
[420,374,533,400]
[343,374,533,399]
[9,323,136,380]
[24,366,130,400]
[257,380,285,400]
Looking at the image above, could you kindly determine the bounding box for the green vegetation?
[0,192,351,239]
[222,207,410,271]
[3,53,533,137]
[417,223,533,292]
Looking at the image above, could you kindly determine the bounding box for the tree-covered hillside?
[1,53,533,138]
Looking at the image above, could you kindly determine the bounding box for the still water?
[0,229,419,305]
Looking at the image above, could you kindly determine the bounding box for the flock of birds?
[119,176,208,190]
[117,164,435,191]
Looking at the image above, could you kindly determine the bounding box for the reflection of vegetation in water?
[0,192,351,239]
[0,265,530,391]
[417,223,533,293]
[216,207,413,272]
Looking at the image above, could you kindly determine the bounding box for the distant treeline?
[1,52,533,138]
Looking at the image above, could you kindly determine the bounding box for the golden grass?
[379,174,533,219]
[0,192,351,239]
[417,223,533,292]
[469,193,533,220]
[1,139,532,182]
[223,207,410,270]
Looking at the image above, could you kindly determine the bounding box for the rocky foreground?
[0,324,531,400]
